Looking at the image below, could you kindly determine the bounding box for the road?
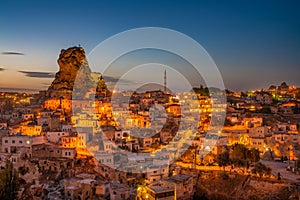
[175,161,232,172]
[176,160,300,182]
[261,160,300,182]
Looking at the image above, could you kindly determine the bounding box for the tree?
[231,144,248,160]
[231,144,260,163]
[251,162,271,178]
[217,151,230,171]
[224,118,234,126]
[248,148,260,163]
[292,106,299,114]
[295,156,300,169]
[0,161,19,200]
[277,172,281,180]
[296,92,300,100]
[241,92,247,97]
[3,100,13,112]
[232,158,247,168]
[192,86,209,96]
[260,107,271,114]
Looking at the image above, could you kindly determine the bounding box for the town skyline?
[1,41,300,200]
[1,0,300,91]
[0,44,299,93]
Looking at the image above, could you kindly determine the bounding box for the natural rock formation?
[47,46,107,98]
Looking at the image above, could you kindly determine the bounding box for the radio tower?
[164,69,167,94]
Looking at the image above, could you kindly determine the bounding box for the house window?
[12,140,15,144]
[19,141,23,144]
[4,140,8,143]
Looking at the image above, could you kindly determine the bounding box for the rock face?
[47,46,107,98]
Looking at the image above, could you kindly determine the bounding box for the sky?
[0,0,299,92]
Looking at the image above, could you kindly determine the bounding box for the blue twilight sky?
[0,0,299,91]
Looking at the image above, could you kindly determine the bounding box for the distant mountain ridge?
[0,88,39,94]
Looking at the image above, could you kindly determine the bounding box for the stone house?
[150,174,194,200]
[109,182,130,200]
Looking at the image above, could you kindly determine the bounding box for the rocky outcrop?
[47,46,107,98]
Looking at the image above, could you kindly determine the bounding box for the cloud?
[0,68,5,71]
[2,51,25,56]
[102,75,135,84]
[41,82,51,86]
[18,71,55,78]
